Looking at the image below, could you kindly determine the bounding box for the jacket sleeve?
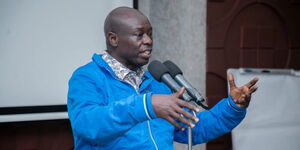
[67,68,155,145]
[173,96,246,144]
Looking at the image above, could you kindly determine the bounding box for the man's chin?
[137,59,150,67]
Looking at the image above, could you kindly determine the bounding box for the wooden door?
[206,0,300,150]
[0,120,73,150]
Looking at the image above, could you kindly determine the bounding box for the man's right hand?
[151,87,200,130]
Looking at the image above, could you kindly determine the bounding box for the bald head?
[104,7,150,49]
[104,7,147,36]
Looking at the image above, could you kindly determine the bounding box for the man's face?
[114,15,153,70]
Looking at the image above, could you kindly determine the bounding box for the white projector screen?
[229,68,300,150]
[0,0,133,122]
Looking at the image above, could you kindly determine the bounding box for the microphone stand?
[188,106,206,150]
[188,126,192,150]
[187,110,197,150]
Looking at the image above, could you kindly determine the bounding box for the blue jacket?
[67,54,247,150]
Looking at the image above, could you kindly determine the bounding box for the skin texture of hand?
[152,87,200,130]
[227,72,259,108]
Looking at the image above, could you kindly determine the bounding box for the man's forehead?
[114,14,151,31]
[119,16,150,26]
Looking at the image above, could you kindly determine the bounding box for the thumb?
[227,72,236,89]
[174,87,185,98]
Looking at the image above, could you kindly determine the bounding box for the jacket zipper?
[147,120,159,150]
[139,92,158,150]
[104,67,159,149]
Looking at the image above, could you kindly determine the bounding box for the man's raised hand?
[227,72,259,108]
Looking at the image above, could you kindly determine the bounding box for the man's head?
[104,7,153,71]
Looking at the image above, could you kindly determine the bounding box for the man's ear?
[107,32,118,47]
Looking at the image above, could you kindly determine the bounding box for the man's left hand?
[227,72,259,108]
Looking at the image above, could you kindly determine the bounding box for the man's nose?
[143,34,153,45]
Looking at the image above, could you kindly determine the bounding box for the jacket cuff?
[132,93,156,122]
[146,92,157,119]
[226,96,247,113]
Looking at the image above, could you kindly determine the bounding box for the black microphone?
[163,60,208,109]
[147,60,193,102]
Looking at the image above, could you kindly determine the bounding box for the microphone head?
[163,60,183,77]
[148,60,169,82]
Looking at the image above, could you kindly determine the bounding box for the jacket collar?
[92,53,115,75]
[92,53,154,92]
[102,51,144,81]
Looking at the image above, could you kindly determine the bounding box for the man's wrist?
[228,96,247,112]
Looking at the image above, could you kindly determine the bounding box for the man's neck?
[106,50,139,71]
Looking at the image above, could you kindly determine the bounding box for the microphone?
[163,60,208,109]
[148,60,193,102]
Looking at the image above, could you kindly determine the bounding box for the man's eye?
[135,33,143,37]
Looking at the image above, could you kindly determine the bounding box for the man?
[67,7,258,149]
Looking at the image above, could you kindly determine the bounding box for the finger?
[174,87,186,98]
[227,72,236,89]
[174,106,199,123]
[249,85,258,93]
[244,77,259,88]
[166,116,184,130]
[177,100,200,113]
[170,111,195,128]
[242,86,250,95]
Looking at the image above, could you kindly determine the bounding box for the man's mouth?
[140,49,152,58]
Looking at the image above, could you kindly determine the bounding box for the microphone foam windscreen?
[148,60,169,81]
[163,60,183,77]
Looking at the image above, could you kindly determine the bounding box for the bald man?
[67,7,258,150]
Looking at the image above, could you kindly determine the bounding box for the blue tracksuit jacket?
[67,54,247,150]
